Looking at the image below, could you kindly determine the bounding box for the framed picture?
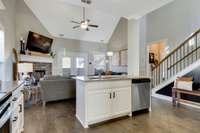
[149,53,155,64]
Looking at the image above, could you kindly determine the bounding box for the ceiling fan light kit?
[80,21,88,29]
[71,7,99,31]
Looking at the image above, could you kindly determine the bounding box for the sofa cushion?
[43,75,71,80]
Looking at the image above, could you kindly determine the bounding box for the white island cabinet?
[75,77,132,128]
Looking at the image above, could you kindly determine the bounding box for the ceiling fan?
[71,7,99,31]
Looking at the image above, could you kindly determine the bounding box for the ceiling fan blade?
[88,24,99,28]
[73,25,80,29]
[71,21,80,24]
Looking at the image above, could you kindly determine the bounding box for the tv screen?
[26,31,53,53]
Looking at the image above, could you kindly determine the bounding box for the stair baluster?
[152,29,200,88]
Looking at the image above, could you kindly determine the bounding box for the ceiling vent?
[81,0,92,4]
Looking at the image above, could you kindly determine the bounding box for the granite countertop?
[74,75,150,82]
[0,81,24,93]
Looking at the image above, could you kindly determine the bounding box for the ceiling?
[24,0,174,43]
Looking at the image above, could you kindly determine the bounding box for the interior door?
[87,89,111,122]
[111,86,131,116]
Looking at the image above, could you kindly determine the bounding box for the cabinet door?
[12,102,20,133]
[87,89,112,122]
[112,86,131,116]
[19,93,24,132]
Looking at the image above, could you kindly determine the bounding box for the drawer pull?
[113,92,116,99]
[19,104,22,113]
[109,93,112,99]
[12,97,17,101]
[13,116,18,122]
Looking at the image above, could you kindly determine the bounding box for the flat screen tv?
[26,31,53,53]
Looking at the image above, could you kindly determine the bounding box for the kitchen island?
[75,76,132,128]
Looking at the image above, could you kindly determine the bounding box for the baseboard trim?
[152,93,200,109]
[75,114,88,128]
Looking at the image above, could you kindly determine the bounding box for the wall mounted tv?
[26,31,53,54]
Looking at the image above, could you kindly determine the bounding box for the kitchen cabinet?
[87,89,111,122]
[11,85,24,133]
[76,78,132,128]
[112,87,131,116]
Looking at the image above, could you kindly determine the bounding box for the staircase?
[152,28,200,93]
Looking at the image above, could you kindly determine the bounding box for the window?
[76,57,85,68]
[94,54,106,70]
[62,57,71,68]
[0,30,4,62]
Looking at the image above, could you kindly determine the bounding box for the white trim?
[19,55,53,63]
[76,114,88,128]
[152,58,200,93]
[152,93,172,102]
[152,93,200,109]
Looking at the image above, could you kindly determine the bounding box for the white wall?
[139,16,147,76]
[0,29,4,62]
[138,0,200,76]
[107,17,128,73]
[146,0,200,49]
[108,18,128,51]
[16,0,107,76]
[0,0,16,81]
[128,19,140,76]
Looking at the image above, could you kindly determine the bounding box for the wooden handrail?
[153,28,200,70]
[167,46,200,70]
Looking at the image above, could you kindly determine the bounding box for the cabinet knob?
[13,116,18,122]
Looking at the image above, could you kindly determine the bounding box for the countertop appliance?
[0,92,12,133]
[132,78,151,112]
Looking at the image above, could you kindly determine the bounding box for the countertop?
[74,75,150,82]
[0,81,24,93]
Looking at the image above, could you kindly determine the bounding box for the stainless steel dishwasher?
[132,78,151,112]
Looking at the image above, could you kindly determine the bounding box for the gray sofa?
[39,76,76,106]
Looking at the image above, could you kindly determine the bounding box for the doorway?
[148,41,169,66]
[146,40,169,77]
